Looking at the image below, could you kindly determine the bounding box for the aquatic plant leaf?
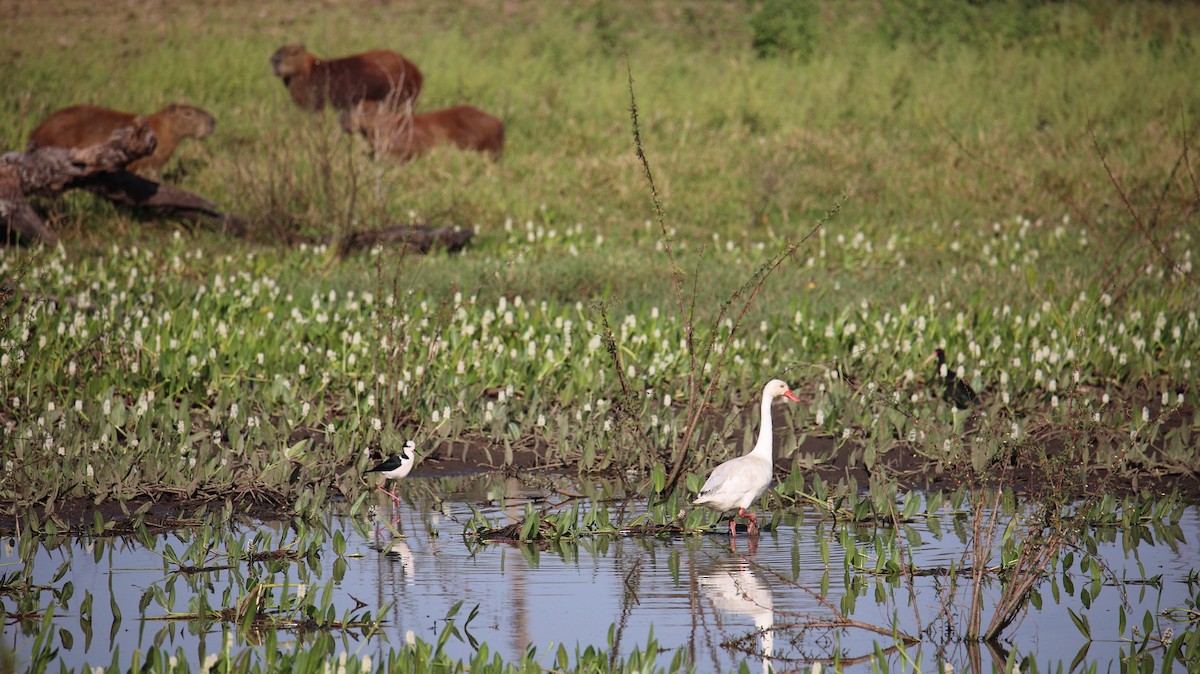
[557,643,569,670]
[162,544,180,567]
[109,599,121,646]
[240,591,258,633]
[520,510,541,542]
[284,438,309,460]
[904,524,923,549]
[925,490,943,515]
[812,474,826,501]
[1069,642,1091,672]
[901,490,920,520]
[1067,607,1091,640]
[58,627,72,651]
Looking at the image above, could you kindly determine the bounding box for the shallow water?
[6,474,1198,672]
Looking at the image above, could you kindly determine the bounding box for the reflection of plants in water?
[2,505,390,668]
[944,393,1158,653]
[1163,571,1200,625]
[460,463,1197,672]
[959,487,1064,641]
[7,471,1198,673]
[147,572,386,635]
[22,600,683,674]
[888,484,1190,669]
[138,522,385,635]
[692,542,918,670]
[762,448,1196,672]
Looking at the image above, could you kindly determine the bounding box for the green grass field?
[2,0,1198,513]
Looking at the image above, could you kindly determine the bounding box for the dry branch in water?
[1,119,244,244]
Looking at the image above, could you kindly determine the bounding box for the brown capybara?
[26,103,216,175]
[269,44,423,112]
[340,100,504,162]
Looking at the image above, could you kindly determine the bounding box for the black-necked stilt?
[692,379,802,540]
[925,347,979,409]
[365,439,417,502]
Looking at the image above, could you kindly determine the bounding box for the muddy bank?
[3,429,1196,537]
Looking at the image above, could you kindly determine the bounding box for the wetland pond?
[5,473,1198,673]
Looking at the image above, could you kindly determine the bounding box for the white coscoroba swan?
[692,379,801,537]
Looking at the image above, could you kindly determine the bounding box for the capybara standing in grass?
[26,103,216,175]
[269,44,423,112]
[339,100,504,162]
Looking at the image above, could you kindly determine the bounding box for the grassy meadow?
[1,0,1198,514]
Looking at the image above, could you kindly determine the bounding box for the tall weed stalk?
[621,62,845,491]
[227,110,382,244]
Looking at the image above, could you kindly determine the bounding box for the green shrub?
[749,0,819,60]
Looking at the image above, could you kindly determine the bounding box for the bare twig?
[965,487,1003,639]
[1087,122,1190,283]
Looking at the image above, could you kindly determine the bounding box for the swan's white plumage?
[693,453,773,512]
[692,379,800,534]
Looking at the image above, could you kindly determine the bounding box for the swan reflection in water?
[698,554,775,674]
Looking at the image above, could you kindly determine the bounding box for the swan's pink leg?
[738,508,760,535]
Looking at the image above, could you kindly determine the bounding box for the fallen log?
[4,121,471,254]
[0,167,53,244]
[75,172,245,236]
[334,223,474,256]
[2,119,244,244]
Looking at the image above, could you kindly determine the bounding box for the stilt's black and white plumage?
[365,440,417,501]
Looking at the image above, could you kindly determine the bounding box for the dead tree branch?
[2,120,244,244]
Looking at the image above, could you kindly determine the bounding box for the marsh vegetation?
[2,0,1198,671]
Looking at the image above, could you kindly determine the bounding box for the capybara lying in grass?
[26,103,216,175]
[270,44,423,112]
[340,100,504,162]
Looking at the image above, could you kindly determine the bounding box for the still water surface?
[7,474,1198,672]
